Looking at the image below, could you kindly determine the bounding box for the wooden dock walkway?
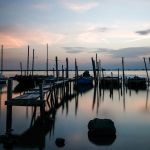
[5,78,74,107]
[0,77,77,149]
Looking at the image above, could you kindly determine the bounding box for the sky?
[0,0,150,70]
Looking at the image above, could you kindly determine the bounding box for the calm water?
[0,71,150,150]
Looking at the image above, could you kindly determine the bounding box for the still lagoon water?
[0,70,150,150]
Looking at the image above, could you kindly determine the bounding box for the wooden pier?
[5,78,74,108]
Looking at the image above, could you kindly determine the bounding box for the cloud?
[0,25,65,48]
[135,29,150,35]
[90,27,109,33]
[93,47,150,58]
[62,0,99,12]
[63,47,90,53]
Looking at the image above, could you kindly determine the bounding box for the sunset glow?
[0,0,150,70]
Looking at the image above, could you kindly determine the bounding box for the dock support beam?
[6,79,13,135]
[39,83,45,116]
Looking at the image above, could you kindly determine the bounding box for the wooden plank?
[14,93,40,100]
[5,99,45,106]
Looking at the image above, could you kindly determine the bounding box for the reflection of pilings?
[145,88,149,110]
[92,86,97,111]
[75,91,79,116]
[123,84,126,111]
[110,72,113,99]
[6,79,13,135]
[92,85,101,115]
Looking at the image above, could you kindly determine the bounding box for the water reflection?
[88,132,116,145]
[0,80,150,150]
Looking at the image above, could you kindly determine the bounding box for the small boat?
[126,76,147,89]
[77,71,93,86]
[99,76,121,89]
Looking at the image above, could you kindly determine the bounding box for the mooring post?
[32,49,35,76]
[56,56,59,80]
[1,45,3,75]
[20,62,22,76]
[91,57,97,84]
[122,57,125,87]
[27,45,30,76]
[66,57,69,78]
[46,44,49,76]
[118,68,120,87]
[6,78,13,135]
[75,58,77,86]
[39,82,45,116]
[143,57,149,85]
[53,67,55,77]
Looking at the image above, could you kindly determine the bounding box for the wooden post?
[32,49,35,76]
[96,53,98,78]
[39,83,44,116]
[53,67,55,77]
[118,68,120,87]
[55,56,58,79]
[143,57,149,84]
[6,79,13,135]
[75,58,77,85]
[27,45,30,76]
[46,44,49,76]
[66,57,69,78]
[62,65,64,78]
[1,45,3,75]
[91,57,97,83]
[122,57,125,86]
[20,62,22,76]
[110,72,113,96]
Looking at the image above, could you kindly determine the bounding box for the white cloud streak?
[62,0,99,12]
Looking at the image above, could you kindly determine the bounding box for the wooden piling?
[53,67,55,77]
[1,45,3,74]
[20,62,23,76]
[122,57,125,86]
[46,44,49,76]
[62,65,64,79]
[27,45,30,76]
[66,57,69,78]
[143,57,149,84]
[118,68,120,86]
[75,58,78,85]
[39,83,44,116]
[6,79,13,135]
[91,57,96,82]
[32,49,35,76]
[55,56,59,79]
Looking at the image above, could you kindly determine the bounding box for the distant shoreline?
[1,69,149,71]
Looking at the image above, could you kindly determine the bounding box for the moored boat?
[77,71,93,86]
[126,76,147,89]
